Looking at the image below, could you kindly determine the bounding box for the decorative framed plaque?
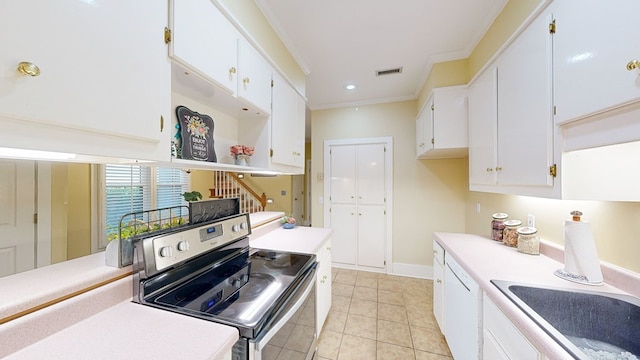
[175,106,217,162]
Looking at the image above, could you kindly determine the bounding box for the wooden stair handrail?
[227,172,267,208]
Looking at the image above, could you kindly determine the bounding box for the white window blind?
[102,165,189,244]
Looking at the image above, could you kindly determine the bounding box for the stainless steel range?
[132,213,318,360]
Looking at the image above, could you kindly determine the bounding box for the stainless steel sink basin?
[491,280,640,360]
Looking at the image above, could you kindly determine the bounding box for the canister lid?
[504,219,522,227]
[492,213,508,220]
[517,226,537,235]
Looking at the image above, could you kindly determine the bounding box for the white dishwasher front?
[444,253,482,360]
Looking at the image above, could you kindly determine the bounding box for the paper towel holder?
[553,210,604,286]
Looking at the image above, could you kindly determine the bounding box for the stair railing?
[210,171,266,214]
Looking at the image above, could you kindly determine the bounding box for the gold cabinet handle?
[495,166,503,172]
[229,67,236,74]
[627,60,639,71]
[243,77,250,85]
[486,167,494,173]
[17,62,40,76]
[436,279,442,284]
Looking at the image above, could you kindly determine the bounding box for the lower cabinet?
[315,238,332,335]
[483,293,542,360]
[432,240,445,334]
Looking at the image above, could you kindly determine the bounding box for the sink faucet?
[554,211,604,286]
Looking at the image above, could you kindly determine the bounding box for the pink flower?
[287,217,296,224]
[230,145,254,156]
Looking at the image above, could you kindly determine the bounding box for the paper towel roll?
[563,220,604,284]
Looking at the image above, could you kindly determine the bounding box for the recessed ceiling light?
[344,84,357,90]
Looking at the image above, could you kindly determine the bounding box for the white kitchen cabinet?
[328,143,386,270]
[237,39,273,116]
[432,239,445,334]
[170,0,239,96]
[416,86,468,159]
[483,293,542,360]
[315,238,332,335]
[468,6,559,198]
[0,0,170,161]
[553,0,640,126]
[271,72,306,172]
[468,66,498,186]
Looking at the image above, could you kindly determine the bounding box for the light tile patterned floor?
[317,268,453,360]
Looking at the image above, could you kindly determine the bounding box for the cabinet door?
[170,0,238,95]
[468,66,498,186]
[0,0,170,160]
[237,39,272,115]
[433,260,445,334]
[329,145,356,204]
[496,11,554,187]
[433,87,468,150]
[271,73,305,169]
[356,205,385,269]
[315,239,332,335]
[554,0,640,125]
[329,205,357,265]
[415,108,428,157]
[356,143,386,205]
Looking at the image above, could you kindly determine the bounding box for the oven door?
[246,263,318,360]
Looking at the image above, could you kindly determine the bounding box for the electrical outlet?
[528,214,535,228]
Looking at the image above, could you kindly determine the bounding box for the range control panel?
[140,213,251,277]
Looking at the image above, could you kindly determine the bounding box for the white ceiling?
[256,0,508,110]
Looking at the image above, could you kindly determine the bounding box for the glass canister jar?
[502,219,522,247]
[491,213,509,241]
[517,227,540,255]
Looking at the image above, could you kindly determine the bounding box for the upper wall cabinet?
[468,66,498,186]
[169,0,271,117]
[271,72,306,172]
[416,86,468,159]
[0,0,171,161]
[237,39,273,116]
[553,0,640,126]
[170,0,239,96]
[469,5,559,198]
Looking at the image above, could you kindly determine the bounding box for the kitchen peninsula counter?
[434,232,640,360]
[0,211,295,359]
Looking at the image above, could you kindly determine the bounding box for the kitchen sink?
[491,280,640,360]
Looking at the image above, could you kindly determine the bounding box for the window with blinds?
[102,165,189,245]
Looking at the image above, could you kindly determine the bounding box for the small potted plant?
[281,214,296,229]
[230,145,255,166]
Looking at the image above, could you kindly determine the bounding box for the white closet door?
[0,160,35,277]
[329,145,357,204]
[356,144,386,205]
[357,205,386,269]
[329,204,357,265]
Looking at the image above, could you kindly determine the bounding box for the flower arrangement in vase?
[281,214,296,229]
[230,145,255,166]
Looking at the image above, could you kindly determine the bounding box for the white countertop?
[433,232,639,360]
[250,226,333,255]
[3,300,238,360]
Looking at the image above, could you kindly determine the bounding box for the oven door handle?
[253,264,317,351]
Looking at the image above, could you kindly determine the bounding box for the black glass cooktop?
[152,249,314,337]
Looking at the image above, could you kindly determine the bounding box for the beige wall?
[190,170,293,214]
[50,163,92,264]
[311,101,467,266]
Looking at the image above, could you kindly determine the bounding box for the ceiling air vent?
[376,67,403,76]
